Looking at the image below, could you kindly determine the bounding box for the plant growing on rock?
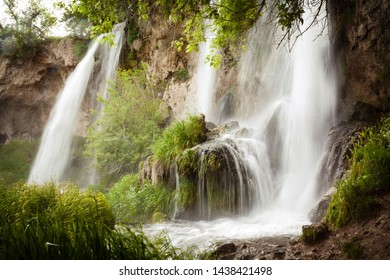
[326,115,390,228]
[152,114,207,167]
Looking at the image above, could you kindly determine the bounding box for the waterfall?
[28,23,126,185]
[195,22,218,122]
[146,10,338,248]
[233,13,337,214]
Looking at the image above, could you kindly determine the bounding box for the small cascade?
[28,23,126,185]
[173,132,274,220]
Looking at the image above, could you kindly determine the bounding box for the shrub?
[0,179,186,259]
[0,140,39,181]
[152,114,207,167]
[326,115,390,228]
[84,65,164,181]
[106,174,175,224]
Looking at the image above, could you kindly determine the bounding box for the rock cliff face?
[0,40,77,141]
[330,0,390,119]
[129,12,198,120]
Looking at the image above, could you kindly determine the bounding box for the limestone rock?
[0,39,77,140]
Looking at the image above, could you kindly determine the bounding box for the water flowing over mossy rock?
[150,120,267,220]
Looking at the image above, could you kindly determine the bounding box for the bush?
[0,140,39,182]
[106,174,175,224]
[152,114,207,167]
[84,65,164,181]
[326,115,390,228]
[0,179,188,259]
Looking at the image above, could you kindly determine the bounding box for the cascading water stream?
[146,11,337,249]
[28,23,126,185]
[195,21,218,122]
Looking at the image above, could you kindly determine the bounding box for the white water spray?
[28,23,126,185]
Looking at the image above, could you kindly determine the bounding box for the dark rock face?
[329,0,390,117]
[315,121,368,196]
[310,120,368,222]
[0,133,7,143]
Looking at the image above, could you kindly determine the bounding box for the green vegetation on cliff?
[326,115,390,228]
[62,0,325,66]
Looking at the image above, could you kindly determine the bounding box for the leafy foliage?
[106,174,175,224]
[0,140,39,182]
[152,114,207,167]
[0,0,56,57]
[0,179,190,259]
[62,0,324,65]
[326,115,390,228]
[84,64,164,181]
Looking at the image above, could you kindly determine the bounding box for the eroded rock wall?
[330,0,390,118]
[0,40,77,141]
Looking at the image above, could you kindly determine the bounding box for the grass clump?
[0,140,39,182]
[326,115,390,228]
[106,174,175,224]
[173,69,190,82]
[152,114,207,167]
[0,179,186,260]
[341,237,364,260]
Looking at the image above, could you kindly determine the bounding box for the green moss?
[326,115,390,228]
[177,148,200,175]
[301,227,317,244]
[177,176,197,209]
